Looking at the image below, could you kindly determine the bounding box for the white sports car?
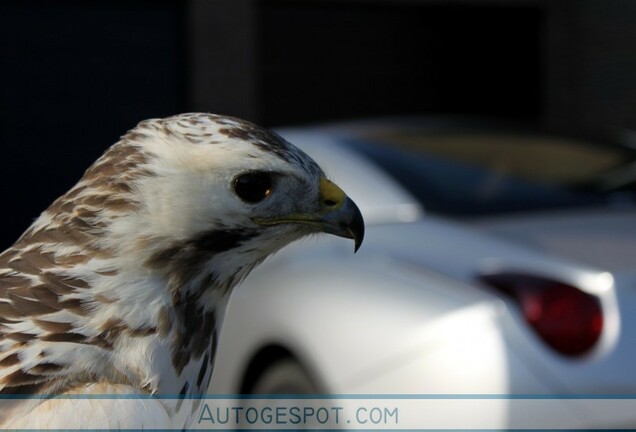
[208,118,636,429]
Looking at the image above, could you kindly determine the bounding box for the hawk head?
[105,114,364,298]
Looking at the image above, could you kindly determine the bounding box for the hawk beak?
[316,178,365,252]
[253,178,365,252]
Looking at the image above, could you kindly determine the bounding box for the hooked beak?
[253,178,365,252]
[315,178,365,252]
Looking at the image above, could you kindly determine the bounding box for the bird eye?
[233,172,273,203]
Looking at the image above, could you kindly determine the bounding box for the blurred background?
[1,0,635,246]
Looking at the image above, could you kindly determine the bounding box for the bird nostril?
[324,199,338,208]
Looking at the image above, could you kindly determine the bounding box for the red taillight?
[479,273,603,357]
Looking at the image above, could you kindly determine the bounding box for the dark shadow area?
[0,0,186,248]
[259,0,542,125]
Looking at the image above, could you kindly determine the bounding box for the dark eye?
[233,171,274,203]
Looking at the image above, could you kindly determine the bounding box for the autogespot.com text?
[197,402,398,427]
[10,394,636,429]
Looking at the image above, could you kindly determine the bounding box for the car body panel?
[211,218,624,389]
[475,210,636,273]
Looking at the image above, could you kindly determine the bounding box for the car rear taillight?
[479,273,603,357]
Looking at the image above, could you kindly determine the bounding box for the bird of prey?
[0,113,364,428]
